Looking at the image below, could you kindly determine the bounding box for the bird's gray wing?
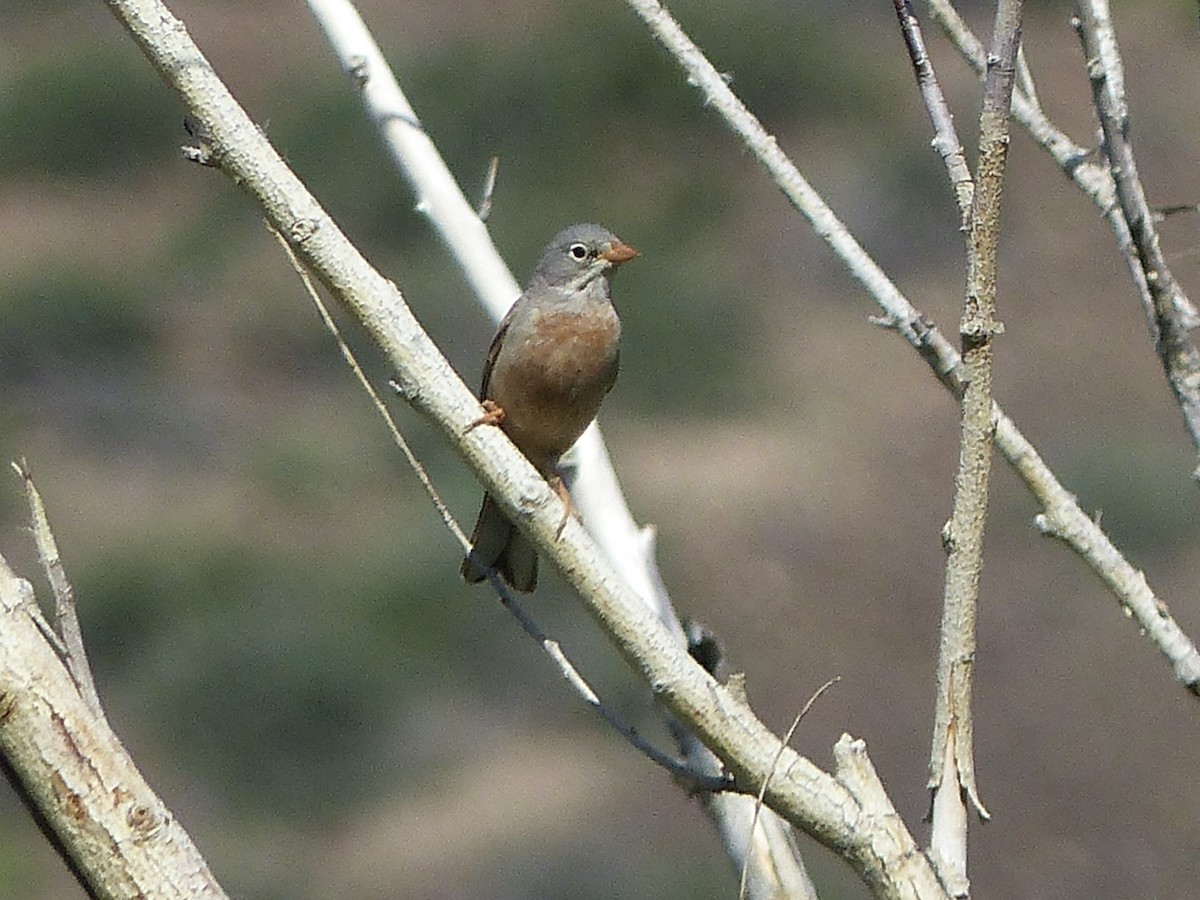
[479,299,520,399]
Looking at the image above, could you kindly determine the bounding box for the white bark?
[0,558,225,899]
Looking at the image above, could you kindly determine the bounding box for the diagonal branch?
[102,0,948,896]
[891,2,1009,887]
[301,0,806,893]
[1072,0,1200,480]
[621,0,1200,699]
[927,0,1200,479]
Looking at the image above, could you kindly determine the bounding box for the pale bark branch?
[301,0,806,893]
[1072,0,1200,480]
[0,505,225,898]
[892,0,974,221]
[926,0,1200,480]
[12,460,105,720]
[101,0,947,896]
[622,0,1200,699]
[927,5,1021,891]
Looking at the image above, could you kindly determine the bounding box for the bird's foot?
[465,399,505,433]
[549,474,577,538]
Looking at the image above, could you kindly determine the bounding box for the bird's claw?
[549,474,576,538]
[465,399,505,434]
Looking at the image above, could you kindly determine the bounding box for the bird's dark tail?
[461,493,538,592]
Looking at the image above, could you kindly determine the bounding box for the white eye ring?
[568,243,589,260]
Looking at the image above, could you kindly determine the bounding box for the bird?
[461,223,638,592]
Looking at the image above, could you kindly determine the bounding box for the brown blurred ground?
[1,1,1199,898]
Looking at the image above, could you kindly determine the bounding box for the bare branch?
[0,543,225,897]
[12,460,105,720]
[927,745,968,899]
[928,5,1022,889]
[1019,424,1200,691]
[101,0,947,895]
[1073,0,1200,480]
[892,0,974,220]
[832,734,942,897]
[300,1,806,893]
[622,0,1200,698]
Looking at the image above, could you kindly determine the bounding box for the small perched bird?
[461,223,638,591]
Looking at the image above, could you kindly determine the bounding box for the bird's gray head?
[529,223,639,293]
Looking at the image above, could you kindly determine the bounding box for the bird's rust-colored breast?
[487,304,620,468]
[524,306,620,394]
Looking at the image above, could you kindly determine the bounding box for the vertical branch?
[927,1,1022,894]
[304,0,519,318]
[889,2,982,887]
[931,0,1200,480]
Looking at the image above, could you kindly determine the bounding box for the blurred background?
[2,1,1200,897]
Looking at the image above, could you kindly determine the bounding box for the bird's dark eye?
[568,243,589,260]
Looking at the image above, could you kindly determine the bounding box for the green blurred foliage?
[17,1,1186,898]
[0,271,155,382]
[0,4,911,893]
[1060,429,1200,555]
[83,542,448,817]
[0,48,178,177]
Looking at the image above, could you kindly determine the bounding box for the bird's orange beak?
[601,240,639,264]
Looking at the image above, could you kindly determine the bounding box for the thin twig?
[477,155,500,222]
[623,0,1200,698]
[301,2,808,895]
[1073,0,1200,480]
[492,570,733,794]
[270,226,730,794]
[927,0,1200,477]
[892,0,974,220]
[737,677,839,900]
[928,8,1022,889]
[12,460,105,719]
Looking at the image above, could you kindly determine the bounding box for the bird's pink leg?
[548,474,577,538]
[464,399,505,433]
